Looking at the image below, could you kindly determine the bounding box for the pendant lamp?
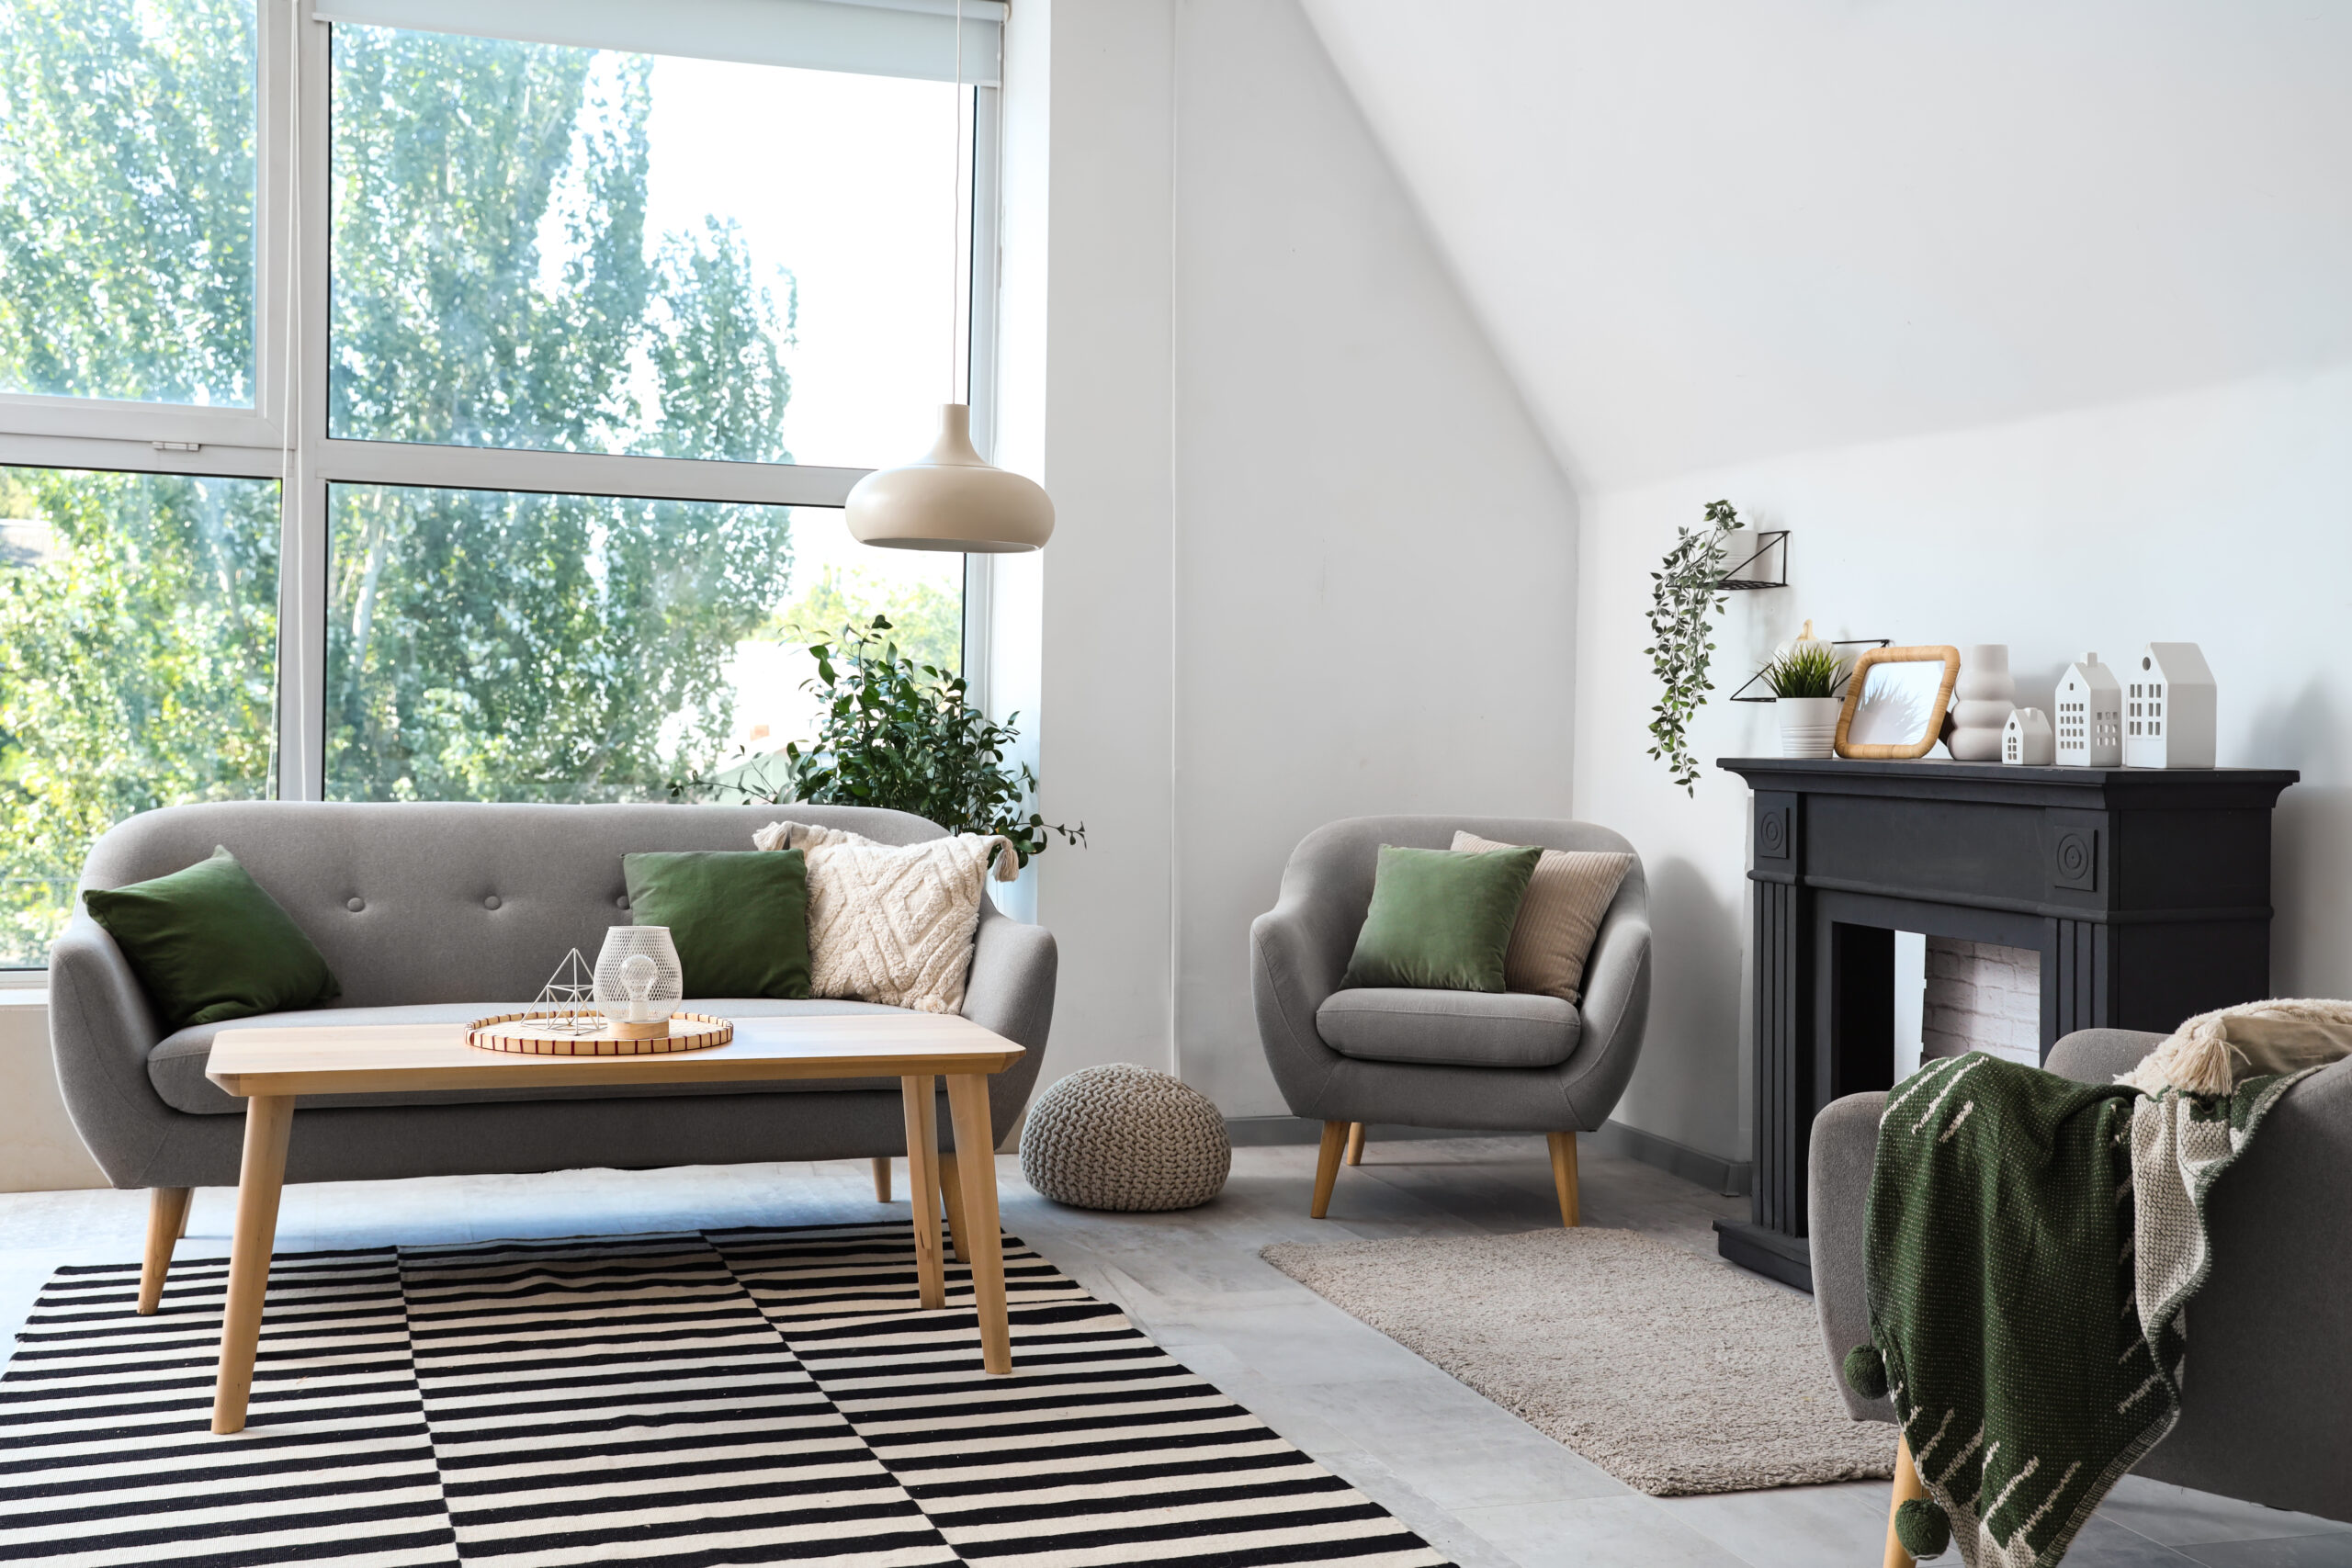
[845,1,1053,553]
[846,402,1053,552]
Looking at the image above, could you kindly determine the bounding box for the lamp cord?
[948,0,962,405]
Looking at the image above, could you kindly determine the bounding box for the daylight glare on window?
[328,25,967,471]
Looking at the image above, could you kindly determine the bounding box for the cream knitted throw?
[753,820,1015,1013]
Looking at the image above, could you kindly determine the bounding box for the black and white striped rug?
[0,1223,1451,1567]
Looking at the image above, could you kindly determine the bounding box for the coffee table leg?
[899,1076,946,1310]
[944,1073,1012,1374]
[212,1094,293,1435]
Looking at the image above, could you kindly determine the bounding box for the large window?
[0,0,1003,966]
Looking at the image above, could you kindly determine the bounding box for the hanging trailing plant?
[1645,499,1747,795]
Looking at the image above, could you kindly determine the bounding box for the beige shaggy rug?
[1261,1226,1894,1496]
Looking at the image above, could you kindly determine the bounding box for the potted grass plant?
[1757,621,1847,759]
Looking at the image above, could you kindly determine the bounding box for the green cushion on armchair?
[82,846,341,1029]
[622,849,812,999]
[1340,843,1540,993]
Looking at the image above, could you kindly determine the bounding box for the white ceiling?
[1298,0,2352,492]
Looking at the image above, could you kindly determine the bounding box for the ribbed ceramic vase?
[1776,696,1843,759]
[1948,644,2017,761]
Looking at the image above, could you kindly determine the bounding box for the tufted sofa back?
[78,801,944,1009]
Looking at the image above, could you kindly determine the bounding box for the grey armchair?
[1250,816,1652,1226]
[1810,1029,2352,1529]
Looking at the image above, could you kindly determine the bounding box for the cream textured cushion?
[1019,1063,1231,1212]
[754,818,1020,880]
[1452,830,1634,1004]
[755,821,1013,1013]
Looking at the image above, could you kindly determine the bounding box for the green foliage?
[0,468,278,963]
[774,567,960,674]
[0,9,857,958]
[1758,641,1844,700]
[0,0,256,404]
[1645,498,1746,795]
[673,616,1080,867]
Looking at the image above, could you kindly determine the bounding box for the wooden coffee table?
[198,1012,1025,1435]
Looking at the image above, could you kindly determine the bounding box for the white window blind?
[311,0,1004,84]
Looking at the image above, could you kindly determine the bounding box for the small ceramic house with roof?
[2124,642,2217,768]
[2054,652,2122,766]
[2002,706,2055,765]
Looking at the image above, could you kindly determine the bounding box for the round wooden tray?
[466,1010,735,1056]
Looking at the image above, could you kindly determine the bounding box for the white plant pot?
[1776,696,1843,759]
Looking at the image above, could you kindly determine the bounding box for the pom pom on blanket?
[1842,1344,1888,1400]
[1896,1498,1951,1558]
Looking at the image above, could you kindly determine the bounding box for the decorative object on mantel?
[1754,620,1847,759]
[2000,707,2055,765]
[844,1,1051,554]
[1645,499,1748,794]
[1832,645,1961,760]
[2055,652,2124,766]
[1946,642,2017,761]
[594,925,684,1040]
[2125,642,2216,769]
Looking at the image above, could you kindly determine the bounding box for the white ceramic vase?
[1777,696,1842,759]
[1948,644,2017,761]
[594,925,684,1038]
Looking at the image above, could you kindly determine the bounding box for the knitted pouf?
[1019,1063,1232,1212]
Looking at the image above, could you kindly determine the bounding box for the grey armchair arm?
[1809,1028,2352,1524]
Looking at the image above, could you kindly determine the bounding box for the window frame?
[0,0,1001,807]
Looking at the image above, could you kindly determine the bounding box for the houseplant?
[1756,622,1846,758]
[672,615,1084,866]
[1646,500,1747,794]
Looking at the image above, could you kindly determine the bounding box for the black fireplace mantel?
[1713,756,2297,1291]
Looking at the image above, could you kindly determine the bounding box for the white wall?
[1576,367,2352,1159]
[1167,0,1578,1113]
[998,0,1579,1113]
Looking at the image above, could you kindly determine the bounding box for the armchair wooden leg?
[1547,1131,1580,1227]
[1345,1122,1366,1165]
[1311,1121,1347,1218]
[871,1156,892,1202]
[936,1149,970,1263]
[140,1187,191,1314]
[1885,1431,1927,1567]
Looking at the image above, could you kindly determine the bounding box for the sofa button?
[345,897,364,913]
[483,895,502,910]
[616,896,630,910]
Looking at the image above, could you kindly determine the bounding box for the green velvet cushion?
[622,850,811,999]
[1340,843,1542,993]
[82,846,341,1030]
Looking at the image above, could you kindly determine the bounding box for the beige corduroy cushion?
[1452,830,1633,1004]
[1019,1063,1232,1212]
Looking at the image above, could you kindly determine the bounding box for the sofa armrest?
[2045,1028,2165,1084]
[46,910,174,1188]
[1556,899,1652,1125]
[1250,893,1354,1113]
[1809,1089,1894,1423]
[961,903,1057,1136]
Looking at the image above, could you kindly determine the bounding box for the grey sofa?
[1250,816,1651,1226]
[50,799,1056,1198]
[1811,1028,2352,1525]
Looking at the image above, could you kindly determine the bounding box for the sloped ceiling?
[1297,1,2352,492]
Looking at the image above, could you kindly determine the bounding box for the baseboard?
[1223,1115,1752,1199]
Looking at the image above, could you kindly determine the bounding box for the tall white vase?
[1948,644,2017,761]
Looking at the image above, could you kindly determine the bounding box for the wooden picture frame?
[1834,645,1961,759]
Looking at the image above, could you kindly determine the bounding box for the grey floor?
[2,1135,2345,1567]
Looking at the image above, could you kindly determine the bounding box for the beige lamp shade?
[844,403,1054,552]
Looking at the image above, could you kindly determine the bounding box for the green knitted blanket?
[1846,1051,2311,1567]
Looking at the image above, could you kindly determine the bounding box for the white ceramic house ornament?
[2002,707,2055,765]
[2054,653,2123,767]
[2124,642,2216,769]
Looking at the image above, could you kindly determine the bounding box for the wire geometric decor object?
[526,948,605,1036]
